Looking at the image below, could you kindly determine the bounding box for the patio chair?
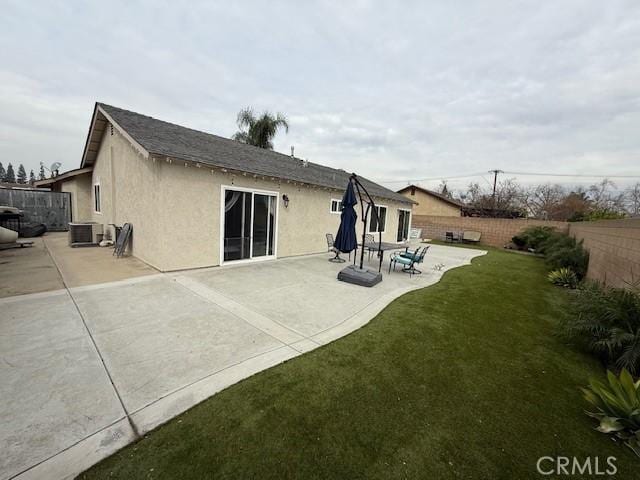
[409,228,422,240]
[389,247,427,277]
[326,233,345,263]
[445,231,461,243]
[462,230,481,243]
[399,245,430,262]
[364,233,375,260]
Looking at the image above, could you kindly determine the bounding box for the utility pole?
[488,169,503,210]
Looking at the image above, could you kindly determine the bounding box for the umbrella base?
[328,251,346,263]
[337,264,382,287]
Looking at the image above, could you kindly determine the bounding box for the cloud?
[0,0,639,192]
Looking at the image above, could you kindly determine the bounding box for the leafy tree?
[0,162,5,182]
[16,164,27,184]
[232,107,289,149]
[38,164,46,180]
[558,189,592,221]
[4,163,15,183]
[29,170,36,184]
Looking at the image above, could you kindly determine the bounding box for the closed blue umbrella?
[333,180,358,253]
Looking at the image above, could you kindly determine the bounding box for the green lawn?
[80,248,637,479]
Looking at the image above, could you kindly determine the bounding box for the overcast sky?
[1,1,639,192]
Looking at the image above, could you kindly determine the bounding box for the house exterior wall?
[400,189,461,216]
[59,173,92,222]
[154,161,412,271]
[90,128,412,271]
[91,129,164,269]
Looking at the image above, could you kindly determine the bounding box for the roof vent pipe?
[291,146,294,157]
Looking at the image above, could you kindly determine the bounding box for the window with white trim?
[330,199,343,214]
[368,205,387,233]
[93,183,101,213]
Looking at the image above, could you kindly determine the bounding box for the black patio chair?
[445,231,460,243]
[326,233,345,263]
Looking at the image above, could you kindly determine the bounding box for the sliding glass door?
[223,188,277,262]
[397,209,411,242]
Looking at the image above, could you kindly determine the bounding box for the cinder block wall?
[412,215,569,247]
[569,218,640,289]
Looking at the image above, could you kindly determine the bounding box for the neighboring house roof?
[396,185,464,209]
[0,182,47,191]
[80,103,413,205]
[33,167,93,188]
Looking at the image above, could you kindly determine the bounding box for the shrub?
[511,235,527,249]
[563,282,640,375]
[582,369,640,457]
[537,231,573,255]
[544,237,589,279]
[548,268,578,288]
[570,209,627,222]
[515,226,556,251]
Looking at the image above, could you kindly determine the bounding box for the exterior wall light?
[282,194,290,208]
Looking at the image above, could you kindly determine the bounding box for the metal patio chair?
[326,233,346,263]
[389,246,428,277]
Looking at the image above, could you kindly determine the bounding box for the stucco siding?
[91,130,163,270]
[154,160,412,271]
[400,189,461,216]
[60,173,92,222]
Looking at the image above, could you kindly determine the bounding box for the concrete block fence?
[411,215,568,248]
[411,214,640,289]
[569,218,640,289]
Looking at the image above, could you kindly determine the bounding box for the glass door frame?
[397,208,412,242]
[220,185,279,265]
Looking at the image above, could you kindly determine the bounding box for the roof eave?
[80,103,149,168]
[33,167,94,187]
[397,185,461,208]
[148,152,414,205]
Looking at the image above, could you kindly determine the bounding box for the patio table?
[355,241,410,266]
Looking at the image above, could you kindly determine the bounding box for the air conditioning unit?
[69,222,103,247]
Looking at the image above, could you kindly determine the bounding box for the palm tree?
[232,107,289,150]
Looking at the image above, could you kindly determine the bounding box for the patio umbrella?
[333,180,358,253]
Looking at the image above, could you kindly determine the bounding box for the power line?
[377,170,640,184]
[502,171,640,179]
[378,172,492,184]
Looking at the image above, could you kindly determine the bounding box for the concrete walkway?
[0,232,157,298]
[1,244,485,480]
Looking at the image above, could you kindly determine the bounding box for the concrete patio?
[1,242,485,480]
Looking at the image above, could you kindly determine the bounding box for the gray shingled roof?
[97,103,412,204]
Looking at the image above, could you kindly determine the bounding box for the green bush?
[514,226,556,251]
[563,282,640,375]
[544,237,589,279]
[582,369,640,457]
[511,235,527,249]
[548,268,578,288]
[570,209,627,222]
[537,231,572,255]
